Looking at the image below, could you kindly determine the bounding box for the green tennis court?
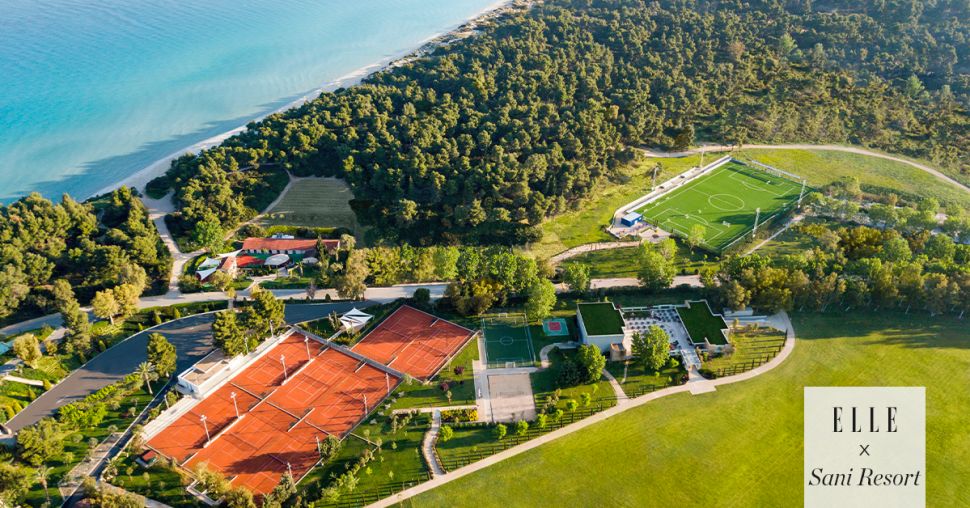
[482,314,536,368]
[636,159,803,252]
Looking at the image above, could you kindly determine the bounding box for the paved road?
[3,301,368,433]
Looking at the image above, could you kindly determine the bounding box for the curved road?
[640,144,970,193]
[4,301,368,433]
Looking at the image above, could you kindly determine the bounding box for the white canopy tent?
[339,308,373,331]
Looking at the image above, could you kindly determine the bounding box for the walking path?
[368,310,796,508]
[640,144,970,194]
[537,342,577,368]
[599,369,629,403]
[422,410,446,478]
[549,241,640,264]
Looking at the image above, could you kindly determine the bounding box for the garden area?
[298,409,431,507]
[20,376,167,507]
[699,325,787,379]
[604,359,687,398]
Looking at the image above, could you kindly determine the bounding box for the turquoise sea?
[0,0,502,202]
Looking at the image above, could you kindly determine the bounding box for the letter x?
[859,444,871,456]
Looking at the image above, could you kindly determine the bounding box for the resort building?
[576,302,631,360]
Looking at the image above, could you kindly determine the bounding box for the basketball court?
[482,313,536,369]
[542,318,570,337]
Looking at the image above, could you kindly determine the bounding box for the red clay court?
[147,331,398,494]
[351,305,477,380]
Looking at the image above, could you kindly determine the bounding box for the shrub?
[556,358,583,387]
[453,365,465,376]
[494,424,507,440]
[515,420,529,436]
[565,399,579,412]
[439,425,454,442]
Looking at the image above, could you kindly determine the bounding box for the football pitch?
[482,314,536,369]
[636,160,803,252]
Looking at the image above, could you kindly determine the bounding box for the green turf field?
[636,159,803,252]
[482,314,535,368]
[411,311,970,506]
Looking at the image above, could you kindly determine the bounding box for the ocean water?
[0,0,502,202]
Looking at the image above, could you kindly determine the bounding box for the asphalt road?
[4,301,369,433]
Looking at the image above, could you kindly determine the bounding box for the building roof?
[622,211,643,222]
[578,302,626,336]
[198,257,221,269]
[241,237,339,252]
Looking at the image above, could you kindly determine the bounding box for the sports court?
[351,305,476,380]
[636,159,803,252]
[147,331,398,494]
[482,313,536,368]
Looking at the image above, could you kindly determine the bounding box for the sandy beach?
[89,0,523,201]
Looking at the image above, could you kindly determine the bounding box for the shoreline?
[89,0,523,201]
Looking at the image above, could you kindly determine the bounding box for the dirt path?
[370,311,797,507]
[640,144,969,194]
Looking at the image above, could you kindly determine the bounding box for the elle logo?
[833,406,898,433]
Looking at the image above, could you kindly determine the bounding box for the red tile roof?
[241,238,339,252]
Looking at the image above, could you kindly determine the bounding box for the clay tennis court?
[147,331,399,494]
[351,305,476,380]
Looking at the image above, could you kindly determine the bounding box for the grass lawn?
[751,218,829,258]
[530,154,713,259]
[109,454,195,508]
[637,160,802,252]
[740,148,970,208]
[604,360,686,398]
[261,177,358,231]
[676,301,728,345]
[563,243,716,279]
[389,340,479,410]
[410,311,970,506]
[700,326,787,378]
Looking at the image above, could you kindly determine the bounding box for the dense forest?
[157,0,970,246]
[0,188,171,322]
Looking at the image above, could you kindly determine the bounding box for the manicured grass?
[741,148,970,208]
[604,360,686,398]
[637,160,802,252]
[531,154,714,259]
[676,301,728,345]
[700,327,786,378]
[389,340,479,410]
[261,177,358,231]
[411,311,970,506]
